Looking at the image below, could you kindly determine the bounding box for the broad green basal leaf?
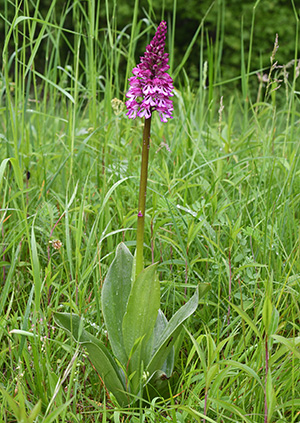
[122,262,160,359]
[151,309,174,377]
[122,262,160,392]
[147,286,199,376]
[101,243,133,366]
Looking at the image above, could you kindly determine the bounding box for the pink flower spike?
[126,21,174,122]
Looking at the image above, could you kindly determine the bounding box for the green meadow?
[1,0,300,422]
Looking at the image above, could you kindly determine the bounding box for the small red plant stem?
[136,117,152,278]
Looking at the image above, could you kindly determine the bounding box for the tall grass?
[1,0,300,422]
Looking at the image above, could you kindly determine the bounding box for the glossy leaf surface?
[101,243,133,366]
[147,287,199,376]
[122,262,160,392]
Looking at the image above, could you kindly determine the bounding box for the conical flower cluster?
[126,21,174,123]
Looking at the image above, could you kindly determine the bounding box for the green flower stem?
[136,117,152,278]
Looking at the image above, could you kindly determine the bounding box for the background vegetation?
[1,0,299,88]
[1,0,300,422]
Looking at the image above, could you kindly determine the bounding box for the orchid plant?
[55,22,209,407]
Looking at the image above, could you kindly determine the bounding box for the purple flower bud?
[126,21,174,123]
